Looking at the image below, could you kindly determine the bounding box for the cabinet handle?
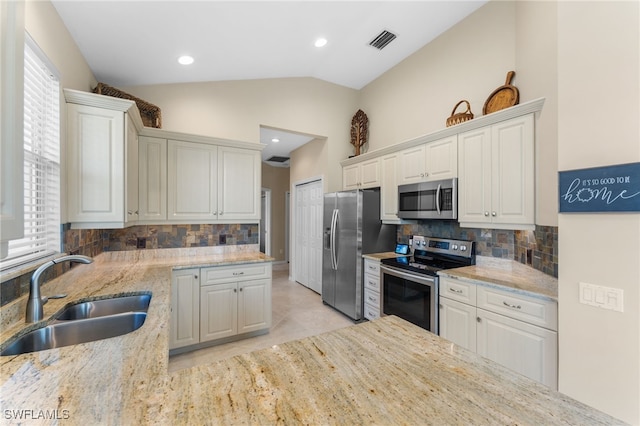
[233,272,244,276]
[503,301,522,310]
[234,288,237,293]
[194,275,198,279]
[239,287,243,292]
[484,211,490,217]
[492,211,497,217]
[448,287,463,294]
[219,211,223,216]
[477,317,481,323]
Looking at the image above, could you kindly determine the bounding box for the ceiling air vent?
[369,30,397,50]
[266,156,290,163]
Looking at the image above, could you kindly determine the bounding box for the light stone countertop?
[362,251,409,261]
[0,249,620,425]
[438,256,558,302]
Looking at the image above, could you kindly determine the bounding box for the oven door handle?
[380,265,436,287]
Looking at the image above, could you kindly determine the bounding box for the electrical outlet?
[579,282,624,312]
[219,234,227,245]
[136,237,146,249]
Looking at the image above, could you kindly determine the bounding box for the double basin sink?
[1,293,151,356]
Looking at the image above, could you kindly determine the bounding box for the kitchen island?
[0,249,622,425]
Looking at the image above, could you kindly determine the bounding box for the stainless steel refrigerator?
[322,189,396,321]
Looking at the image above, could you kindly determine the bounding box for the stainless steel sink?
[55,294,151,320]
[0,312,147,356]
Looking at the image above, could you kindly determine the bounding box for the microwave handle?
[436,184,441,215]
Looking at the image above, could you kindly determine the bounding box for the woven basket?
[92,83,162,128]
[446,100,474,127]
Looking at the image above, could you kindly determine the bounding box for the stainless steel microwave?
[397,178,457,220]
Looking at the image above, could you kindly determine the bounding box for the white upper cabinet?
[343,157,381,190]
[380,153,400,222]
[0,1,25,257]
[458,114,535,230]
[167,139,261,222]
[168,139,218,221]
[138,136,167,222]
[218,146,261,220]
[65,89,143,229]
[398,136,458,185]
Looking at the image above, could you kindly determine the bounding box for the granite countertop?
[0,249,619,425]
[362,251,408,261]
[438,256,558,302]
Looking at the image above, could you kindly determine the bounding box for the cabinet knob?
[476,317,481,323]
[219,211,223,216]
[484,211,490,217]
[194,275,198,279]
[234,288,237,293]
[492,211,497,217]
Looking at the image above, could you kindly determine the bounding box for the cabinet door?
[458,127,492,224]
[218,146,260,220]
[237,279,271,334]
[439,297,477,352]
[201,282,238,342]
[167,140,218,220]
[360,158,381,188]
[67,104,125,223]
[0,0,25,257]
[425,136,457,180]
[477,308,558,389]
[380,153,399,221]
[138,136,167,222]
[170,269,200,349]
[342,164,360,190]
[125,116,139,225]
[491,114,534,226]
[398,145,427,185]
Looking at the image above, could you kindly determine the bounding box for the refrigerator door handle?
[436,183,442,216]
[330,209,339,270]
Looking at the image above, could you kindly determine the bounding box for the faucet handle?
[41,294,67,305]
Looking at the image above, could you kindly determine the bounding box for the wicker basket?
[446,100,474,127]
[92,83,162,128]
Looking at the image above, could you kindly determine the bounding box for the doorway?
[260,189,271,256]
[293,178,323,294]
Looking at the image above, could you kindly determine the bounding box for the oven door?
[381,265,438,334]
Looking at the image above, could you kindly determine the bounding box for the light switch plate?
[579,282,624,312]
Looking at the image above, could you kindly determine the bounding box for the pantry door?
[293,179,323,294]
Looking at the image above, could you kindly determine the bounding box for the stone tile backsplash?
[1,223,258,306]
[397,221,558,278]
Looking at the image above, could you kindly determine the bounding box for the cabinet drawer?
[364,259,380,276]
[364,302,380,320]
[477,286,557,331]
[440,277,476,305]
[364,272,381,293]
[201,263,271,286]
[364,288,380,307]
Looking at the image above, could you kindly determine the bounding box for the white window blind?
[3,36,60,269]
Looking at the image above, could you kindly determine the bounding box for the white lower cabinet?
[169,268,200,349]
[170,262,272,352]
[363,259,382,320]
[439,276,558,389]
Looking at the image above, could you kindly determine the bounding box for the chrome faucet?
[26,255,94,323]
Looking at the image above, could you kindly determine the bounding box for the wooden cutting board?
[483,71,520,115]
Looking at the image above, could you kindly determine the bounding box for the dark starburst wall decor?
[350,109,369,156]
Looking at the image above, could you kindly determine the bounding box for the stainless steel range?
[380,236,475,334]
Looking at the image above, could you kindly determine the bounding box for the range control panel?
[410,235,474,258]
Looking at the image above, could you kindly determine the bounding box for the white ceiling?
[51,0,487,165]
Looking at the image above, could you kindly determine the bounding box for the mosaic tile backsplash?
[397,221,558,278]
[1,223,258,306]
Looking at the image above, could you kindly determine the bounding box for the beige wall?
[261,164,289,262]
[24,0,97,223]
[124,78,358,193]
[557,2,639,423]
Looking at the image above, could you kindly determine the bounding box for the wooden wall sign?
[559,162,640,213]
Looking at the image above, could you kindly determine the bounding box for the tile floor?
[168,264,355,372]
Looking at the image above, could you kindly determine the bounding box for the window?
[3,35,60,268]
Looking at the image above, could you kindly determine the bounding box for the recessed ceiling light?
[314,38,328,48]
[178,55,194,65]
[271,138,280,143]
